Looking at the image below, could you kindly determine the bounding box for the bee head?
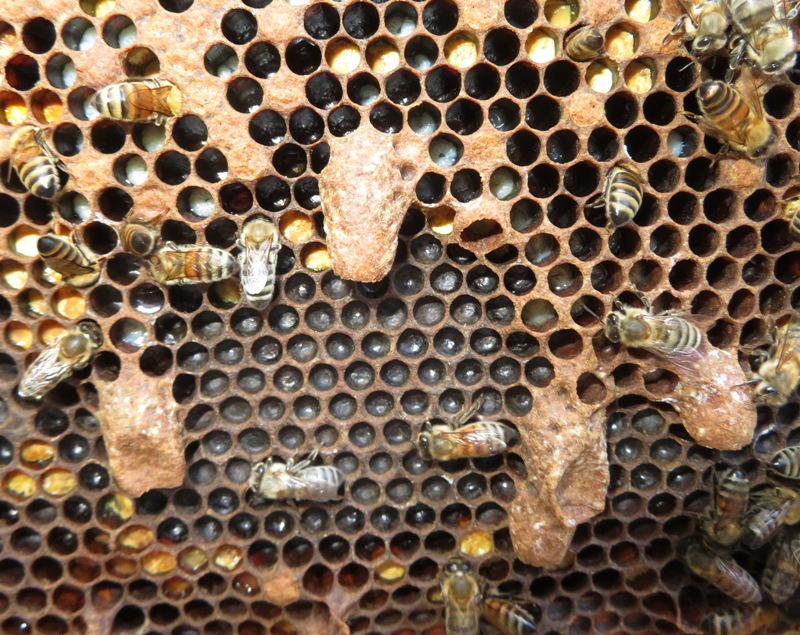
[248,462,267,492]
[77,320,104,348]
[693,34,725,55]
[604,313,621,343]
[416,428,432,459]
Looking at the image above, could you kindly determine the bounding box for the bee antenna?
[581,303,603,320]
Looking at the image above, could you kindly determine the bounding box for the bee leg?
[453,395,483,427]
[726,37,746,83]
[585,193,604,209]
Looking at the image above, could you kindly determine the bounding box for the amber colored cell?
[625,0,659,22]
[233,572,262,596]
[460,529,494,557]
[19,440,55,469]
[116,525,155,553]
[301,242,332,271]
[3,470,36,499]
[606,24,638,60]
[326,38,361,74]
[427,206,455,235]
[375,561,405,582]
[80,0,117,18]
[97,492,134,528]
[444,32,479,68]
[624,58,655,94]
[30,89,63,124]
[0,90,26,125]
[141,551,177,575]
[106,556,137,579]
[0,260,27,290]
[213,545,245,571]
[38,319,66,345]
[366,37,400,73]
[162,576,194,600]
[40,468,77,496]
[178,546,209,574]
[52,287,86,320]
[525,29,557,63]
[6,320,33,350]
[279,210,315,244]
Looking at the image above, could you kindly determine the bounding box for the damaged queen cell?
[0,0,798,633]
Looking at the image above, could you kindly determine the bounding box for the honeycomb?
[0,0,799,632]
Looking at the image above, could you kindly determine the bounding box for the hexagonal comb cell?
[0,0,798,631]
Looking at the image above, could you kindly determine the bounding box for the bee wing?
[735,66,766,119]
[695,110,751,150]
[241,241,273,295]
[297,466,344,499]
[129,84,178,117]
[18,344,76,397]
[440,423,510,452]
[635,313,710,371]
[481,597,537,635]
[775,314,800,373]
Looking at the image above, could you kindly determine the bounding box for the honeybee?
[604,297,704,362]
[726,0,798,77]
[772,447,800,480]
[682,540,762,603]
[481,597,537,635]
[416,397,518,462]
[761,534,800,603]
[17,321,103,399]
[587,162,644,228]
[692,72,774,159]
[666,0,729,55]
[439,558,536,635]
[248,449,344,502]
[700,467,750,549]
[146,242,238,286]
[741,495,793,549]
[782,192,800,241]
[749,316,800,405]
[564,26,605,61]
[237,216,280,308]
[37,234,101,288]
[120,211,168,258]
[91,79,183,125]
[9,125,63,200]
[700,605,778,635]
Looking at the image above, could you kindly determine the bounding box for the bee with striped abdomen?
[91,79,183,125]
[772,446,800,480]
[120,211,169,258]
[587,162,644,228]
[725,0,798,78]
[237,216,280,308]
[145,242,238,286]
[761,533,800,603]
[439,558,536,635]
[417,396,518,462]
[17,321,103,399]
[481,597,537,635]
[692,71,774,159]
[564,26,605,61]
[749,315,800,406]
[9,125,63,200]
[248,449,344,502]
[604,297,705,364]
[700,467,750,549]
[741,494,793,549]
[700,604,778,635]
[37,233,101,288]
[682,540,762,603]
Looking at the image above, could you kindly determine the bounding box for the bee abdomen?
[606,167,643,227]
[771,446,800,479]
[698,81,749,123]
[481,598,537,635]
[741,501,791,549]
[700,608,754,635]
[761,539,800,603]
[93,84,132,120]
[665,318,704,352]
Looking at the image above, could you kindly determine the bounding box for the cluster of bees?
[682,445,800,634]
